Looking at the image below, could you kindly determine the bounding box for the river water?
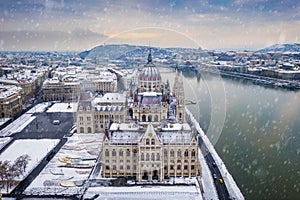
[159,67,300,200]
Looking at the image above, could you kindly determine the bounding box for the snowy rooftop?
[94,105,125,112]
[93,92,126,105]
[110,123,140,131]
[110,131,141,144]
[0,78,19,85]
[108,123,194,144]
[139,92,162,96]
[0,85,22,99]
[159,132,194,144]
[161,123,191,131]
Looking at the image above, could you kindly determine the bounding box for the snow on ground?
[25,133,103,196]
[186,108,244,200]
[0,137,12,151]
[26,102,51,114]
[198,148,219,200]
[47,103,78,113]
[0,118,10,127]
[0,114,35,137]
[0,139,60,194]
[84,185,202,200]
[0,102,52,137]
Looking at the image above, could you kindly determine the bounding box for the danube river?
[159,67,300,200]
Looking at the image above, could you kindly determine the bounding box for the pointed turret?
[173,71,185,123]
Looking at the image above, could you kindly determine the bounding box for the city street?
[198,135,230,200]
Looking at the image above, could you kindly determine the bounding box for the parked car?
[53,120,60,125]
[213,173,217,179]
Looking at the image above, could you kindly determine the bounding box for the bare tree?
[6,163,21,193]
[0,160,10,189]
[13,154,31,177]
[0,155,30,193]
[21,154,30,173]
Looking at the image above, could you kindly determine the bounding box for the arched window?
[146,153,150,161]
[126,149,130,157]
[87,127,92,133]
[141,153,144,161]
[105,149,109,157]
[146,138,150,145]
[151,153,155,161]
[164,150,168,157]
[184,150,189,157]
[178,150,182,157]
[151,138,155,145]
[80,127,84,133]
[191,149,196,157]
[156,153,160,161]
[142,115,146,122]
[170,150,174,157]
[148,115,152,122]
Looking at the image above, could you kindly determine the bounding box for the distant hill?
[258,43,300,53]
[78,44,142,60]
[78,44,202,63]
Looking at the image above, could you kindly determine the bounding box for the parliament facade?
[100,51,201,182]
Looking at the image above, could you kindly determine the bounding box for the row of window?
[107,165,137,171]
[79,126,92,133]
[141,153,160,161]
[165,149,196,157]
[104,149,196,158]
[105,149,137,157]
[168,165,195,170]
[105,165,195,171]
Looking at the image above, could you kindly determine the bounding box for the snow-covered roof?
[110,123,140,131]
[93,92,126,104]
[0,85,22,99]
[139,92,162,96]
[108,123,194,144]
[110,131,140,144]
[94,105,125,112]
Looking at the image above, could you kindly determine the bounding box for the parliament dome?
[138,50,162,92]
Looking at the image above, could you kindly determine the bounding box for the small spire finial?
[147,48,152,63]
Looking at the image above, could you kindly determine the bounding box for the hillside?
[258,43,300,53]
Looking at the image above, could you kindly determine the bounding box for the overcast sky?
[0,0,299,51]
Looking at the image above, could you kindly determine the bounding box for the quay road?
[198,135,230,200]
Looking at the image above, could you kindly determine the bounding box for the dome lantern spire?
[147,48,152,64]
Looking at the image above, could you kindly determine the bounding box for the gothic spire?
[147,48,152,64]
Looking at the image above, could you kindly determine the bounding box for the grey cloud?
[0,29,107,51]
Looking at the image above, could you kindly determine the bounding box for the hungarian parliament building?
[76,51,201,182]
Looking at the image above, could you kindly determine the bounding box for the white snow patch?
[26,102,51,114]
[84,185,202,200]
[25,134,103,196]
[0,114,35,136]
[0,137,12,150]
[47,103,78,113]
[0,139,60,194]
[0,118,10,126]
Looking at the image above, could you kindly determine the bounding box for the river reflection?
[159,67,300,200]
